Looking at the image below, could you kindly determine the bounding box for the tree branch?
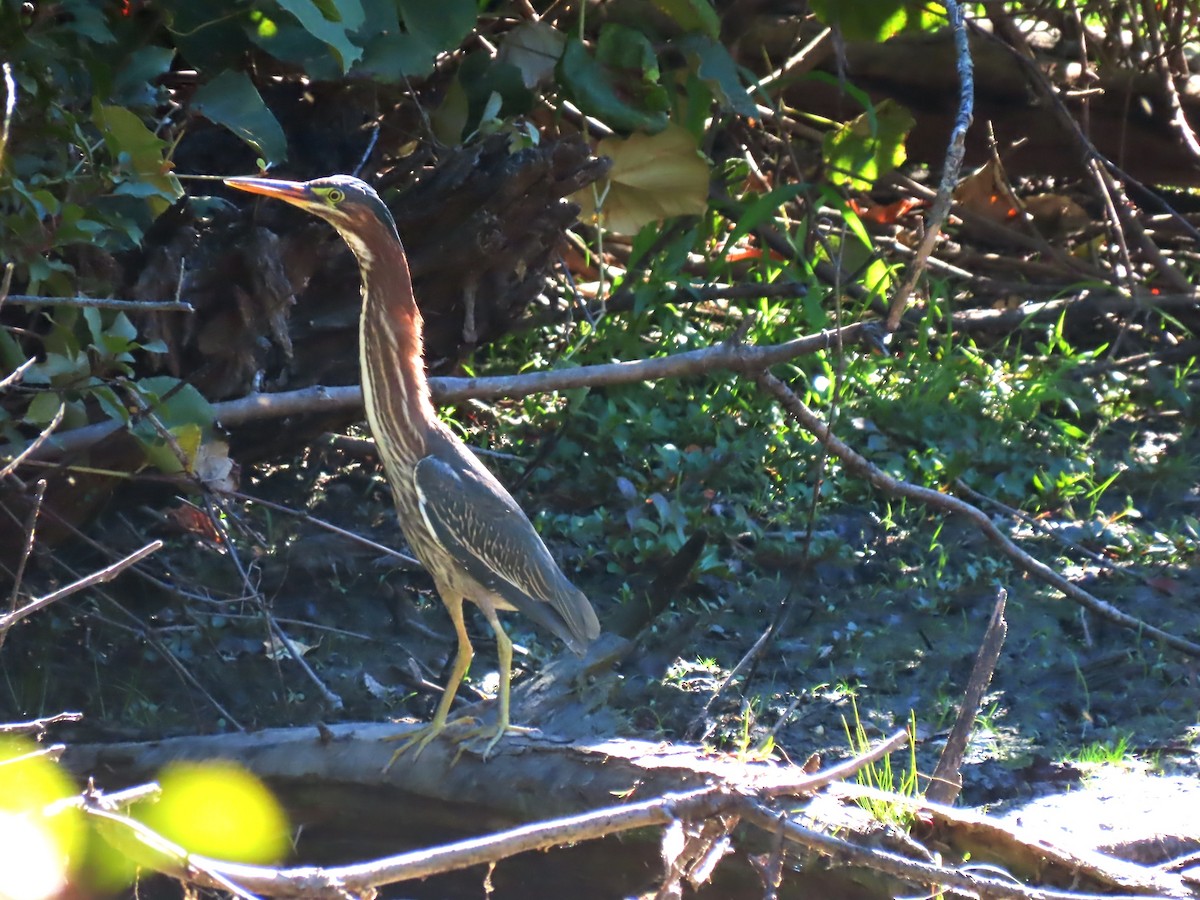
[3,322,869,464]
[754,370,1200,658]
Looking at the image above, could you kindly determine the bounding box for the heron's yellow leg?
[383,592,475,770]
[479,609,513,759]
[442,610,536,762]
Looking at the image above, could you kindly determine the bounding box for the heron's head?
[225,174,401,271]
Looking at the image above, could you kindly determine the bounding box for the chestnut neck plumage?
[339,214,437,470]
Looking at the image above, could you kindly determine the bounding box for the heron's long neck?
[356,236,437,469]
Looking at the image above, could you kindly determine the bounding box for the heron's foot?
[382,715,476,771]
[454,721,539,762]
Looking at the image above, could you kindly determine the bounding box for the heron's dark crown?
[302,175,401,245]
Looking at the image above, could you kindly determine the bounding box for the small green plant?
[1069,733,1134,766]
[732,697,776,763]
[841,698,919,828]
[975,701,1004,735]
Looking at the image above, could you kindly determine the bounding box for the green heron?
[225,175,600,760]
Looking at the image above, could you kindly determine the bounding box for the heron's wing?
[414,451,599,653]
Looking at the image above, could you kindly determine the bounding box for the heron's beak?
[224,176,311,209]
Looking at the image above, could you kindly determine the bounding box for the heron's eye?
[327,188,345,204]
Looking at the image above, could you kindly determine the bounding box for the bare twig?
[230,490,420,568]
[0,262,12,308]
[737,798,1179,900]
[754,729,910,798]
[202,494,344,711]
[0,541,162,632]
[687,592,789,743]
[752,27,833,94]
[0,357,34,390]
[1,479,46,652]
[754,371,1200,658]
[973,18,1192,291]
[885,0,973,332]
[760,808,787,900]
[74,579,246,731]
[0,711,83,736]
[954,479,1158,586]
[3,322,873,463]
[84,804,261,900]
[0,743,65,765]
[83,784,730,898]
[1,294,194,312]
[830,779,1187,896]
[927,588,1008,805]
[0,401,65,479]
[1142,0,1200,164]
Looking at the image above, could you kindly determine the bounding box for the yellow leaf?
[576,125,710,235]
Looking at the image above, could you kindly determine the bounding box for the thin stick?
[1,294,194,312]
[231,490,419,568]
[0,479,46,651]
[754,729,910,798]
[885,0,973,332]
[4,499,244,728]
[203,494,344,711]
[3,322,872,463]
[927,588,1008,805]
[0,401,65,478]
[0,711,83,736]
[0,357,34,390]
[75,585,245,731]
[755,371,1200,658]
[0,541,163,631]
[688,591,791,743]
[737,798,1167,900]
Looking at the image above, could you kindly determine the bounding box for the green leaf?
[357,32,436,80]
[575,125,710,234]
[138,430,189,474]
[191,71,288,166]
[113,46,176,106]
[397,0,477,55]
[274,0,365,71]
[249,16,344,81]
[356,0,475,81]
[809,0,941,42]
[113,180,177,199]
[718,183,807,258]
[93,105,166,175]
[674,34,757,118]
[61,0,115,43]
[92,386,129,424]
[310,0,342,21]
[432,73,470,144]
[26,392,66,425]
[0,330,27,373]
[558,37,669,134]
[652,0,722,39]
[101,313,139,357]
[133,376,216,436]
[822,99,914,189]
[596,24,660,81]
[456,53,533,133]
[92,104,185,208]
[83,307,105,348]
[496,21,565,89]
